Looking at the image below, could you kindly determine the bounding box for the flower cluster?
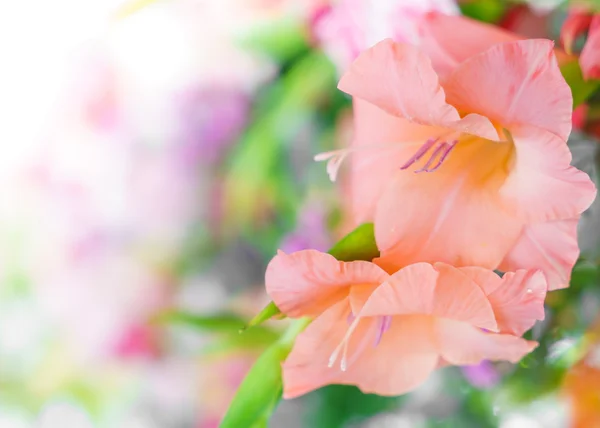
[264,12,597,398]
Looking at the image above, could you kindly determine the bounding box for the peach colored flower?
[561,9,600,80]
[266,249,546,398]
[317,16,596,290]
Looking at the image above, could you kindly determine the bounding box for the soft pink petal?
[443,39,573,141]
[348,99,436,224]
[498,126,596,224]
[360,263,497,331]
[282,304,438,398]
[499,219,581,291]
[265,250,388,318]
[419,12,520,77]
[373,147,524,272]
[338,39,498,140]
[347,315,439,396]
[580,16,600,80]
[282,301,357,398]
[458,267,546,336]
[436,318,538,365]
[560,11,593,55]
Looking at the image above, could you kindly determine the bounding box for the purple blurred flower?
[176,86,250,166]
[279,203,331,253]
[461,360,501,389]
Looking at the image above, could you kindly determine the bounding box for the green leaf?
[244,301,282,331]
[561,59,600,108]
[219,318,310,428]
[154,311,247,332]
[219,223,380,427]
[237,18,309,63]
[328,223,379,262]
[223,52,336,235]
[459,0,507,24]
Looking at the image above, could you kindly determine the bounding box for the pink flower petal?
[338,39,497,140]
[499,219,581,291]
[443,39,572,142]
[372,146,523,271]
[360,263,498,332]
[348,99,437,223]
[347,315,439,396]
[458,267,547,336]
[580,15,600,80]
[436,318,538,365]
[282,303,439,398]
[561,11,593,55]
[265,250,388,318]
[499,126,596,224]
[419,12,520,77]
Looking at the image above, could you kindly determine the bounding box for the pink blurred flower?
[461,360,500,389]
[279,202,332,253]
[175,86,250,165]
[561,9,600,80]
[312,0,458,73]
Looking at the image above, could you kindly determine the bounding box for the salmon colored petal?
[499,219,581,291]
[499,126,596,223]
[580,16,600,80]
[282,304,438,398]
[419,12,519,77]
[458,267,547,336]
[282,301,355,398]
[436,319,538,365]
[373,159,523,272]
[561,11,593,55]
[265,250,388,318]
[360,263,497,331]
[337,39,498,140]
[444,39,572,141]
[348,99,436,223]
[346,315,439,396]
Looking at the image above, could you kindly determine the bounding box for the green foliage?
[327,223,379,262]
[459,0,508,24]
[219,223,379,427]
[561,59,600,108]
[306,385,403,428]
[219,318,310,428]
[245,301,283,330]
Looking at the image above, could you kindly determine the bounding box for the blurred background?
[1,0,600,427]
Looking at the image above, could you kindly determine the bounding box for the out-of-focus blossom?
[175,86,250,165]
[266,250,545,398]
[499,4,552,39]
[562,318,600,427]
[280,202,332,253]
[461,360,501,389]
[311,0,458,73]
[321,17,596,290]
[561,9,600,80]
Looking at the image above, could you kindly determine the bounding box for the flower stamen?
[373,315,392,347]
[399,138,438,170]
[401,135,459,173]
[328,315,361,372]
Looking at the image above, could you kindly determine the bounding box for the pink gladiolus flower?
[561,9,600,80]
[266,250,546,398]
[317,15,596,290]
[312,0,458,73]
